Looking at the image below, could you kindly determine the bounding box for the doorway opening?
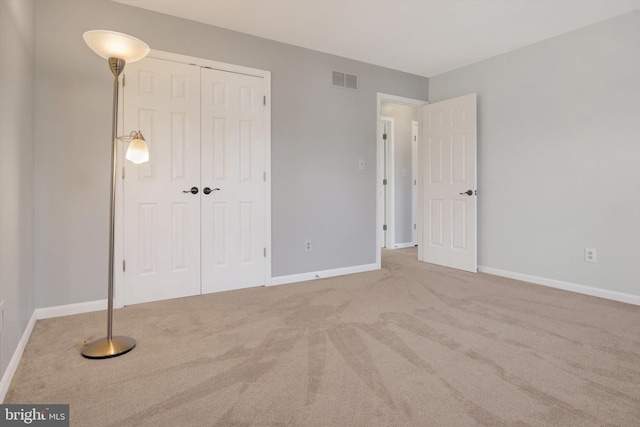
[375,93,427,268]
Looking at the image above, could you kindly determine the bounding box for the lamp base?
[81,336,136,359]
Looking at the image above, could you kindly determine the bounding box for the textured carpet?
[5,248,640,426]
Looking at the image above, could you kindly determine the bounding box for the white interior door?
[122,57,268,305]
[123,58,202,305]
[419,93,477,272]
[200,68,266,293]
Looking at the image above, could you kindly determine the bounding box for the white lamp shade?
[83,30,150,62]
[126,135,150,164]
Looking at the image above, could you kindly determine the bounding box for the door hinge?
[122,167,125,179]
[263,95,266,106]
[383,179,387,185]
[263,171,266,182]
[122,260,126,272]
[383,133,387,140]
[414,135,416,141]
[383,224,387,231]
[264,248,267,257]
[414,224,417,230]
[122,74,125,87]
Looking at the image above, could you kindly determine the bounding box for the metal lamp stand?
[81,57,136,359]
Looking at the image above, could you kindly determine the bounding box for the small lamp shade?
[126,132,149,164]
[83,30,150,62]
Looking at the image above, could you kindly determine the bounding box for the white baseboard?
[0,299,107,402]
[270,263,379,287]
[479,266,640,307]
[0,311,36,403]
[393,242,416,249]
[35,299,106,320]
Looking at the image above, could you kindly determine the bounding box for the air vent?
[345,73,358,90]
[332,71,358,90]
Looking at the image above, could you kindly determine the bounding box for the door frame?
[375,93,427,268]
[380,115,394,249]
[114,50,272,308]
[411,120,419,246]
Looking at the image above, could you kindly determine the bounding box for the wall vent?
[332,71,358,90]
[345,73,358,90]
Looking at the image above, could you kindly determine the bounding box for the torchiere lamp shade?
[82,30,150,62]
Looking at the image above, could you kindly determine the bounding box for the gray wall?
[34,0,428,307]
[429,11,640,296]
[381,103,417,245]
[0,0,36,377]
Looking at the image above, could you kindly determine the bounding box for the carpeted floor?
[5,248,640,426]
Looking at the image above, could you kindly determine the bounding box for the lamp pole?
[82,57,136,359]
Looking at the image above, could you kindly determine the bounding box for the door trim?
[411,120,419,246]
[114,49,272,308]
[375,93,427,269]
[380,116,395,249]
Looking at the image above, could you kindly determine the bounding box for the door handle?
[459,190,473,196]
[183,186,199,194]
[203,187,220,195]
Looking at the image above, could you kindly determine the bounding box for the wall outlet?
[0,300,3,368]
[305,240,312,252]
[585,248,596,263]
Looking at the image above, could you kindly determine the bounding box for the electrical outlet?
[0,300,3,368]
[305,240,312,252]
[0,300,4,343]
[585,248,596,263]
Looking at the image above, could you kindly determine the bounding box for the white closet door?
[420,93,477,272]
[123,58,202,305]
[200,68,266,293]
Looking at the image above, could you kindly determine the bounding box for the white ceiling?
[113,0,640,77]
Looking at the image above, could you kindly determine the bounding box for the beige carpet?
[5,248,640,426]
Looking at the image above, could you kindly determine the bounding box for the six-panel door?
[420,94,477,272]
[123,58,267,305]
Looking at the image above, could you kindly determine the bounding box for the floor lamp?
[81,30,150,359]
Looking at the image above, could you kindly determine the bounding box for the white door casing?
[200,68,266,294]
[419,93,477,272]
[123,58,202,305]
[411,120,419,246]
[380,116,394,248]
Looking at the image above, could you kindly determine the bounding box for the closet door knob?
[182,187,199,194]
[203,187,220,195]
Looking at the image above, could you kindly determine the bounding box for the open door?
[419,93,477,272]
